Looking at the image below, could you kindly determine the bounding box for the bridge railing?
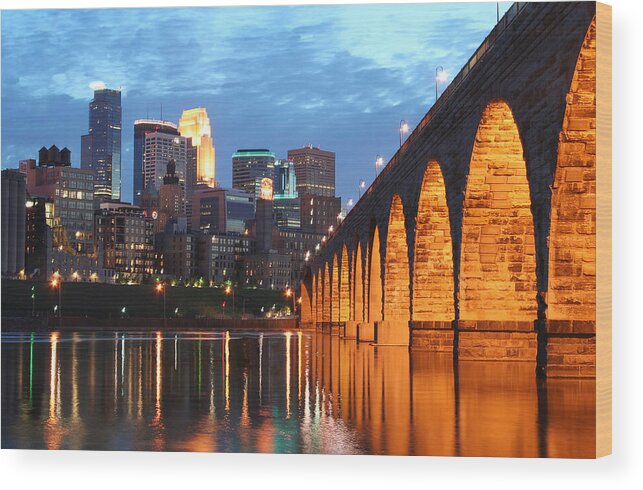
[333,2,527,242]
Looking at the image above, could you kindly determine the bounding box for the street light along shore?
[156,282,167,328]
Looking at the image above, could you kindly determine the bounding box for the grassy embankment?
[1,279,289,320]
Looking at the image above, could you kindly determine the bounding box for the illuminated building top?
[178,108,216,188]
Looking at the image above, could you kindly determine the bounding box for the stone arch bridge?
[300,2,598,378]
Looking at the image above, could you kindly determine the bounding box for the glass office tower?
[81,87,122,201]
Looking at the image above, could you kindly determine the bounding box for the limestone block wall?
[412,161,454,322]
[548,18,597,323]
[323,263,331,323]
[331,258,340,323]
[339,247,350,321]
[459,100,537,322]
[368,226,383,323]
[307,3,597,375]
[383,194,410,321]
[352,242,364,322]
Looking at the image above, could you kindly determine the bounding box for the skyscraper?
[133,119,179,206]
[24,146,95,255]
[273,159,298,198]
[157,159,185,233]
[273,160,300,229]
[143,131,189,192]
[191,187,255,235]
[178,108,216,187]
[1,169,26,276]
[232,149,276,198]
[287,145,335,197]
[81,87,122,200]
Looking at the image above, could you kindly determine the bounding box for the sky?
[1,2,511,206]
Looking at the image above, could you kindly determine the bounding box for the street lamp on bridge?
[399,120,409,148]
[435,66,447,102]
[375,154,384,178]
[358,179,366,199]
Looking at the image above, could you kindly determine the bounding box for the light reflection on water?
[1,330,595,457]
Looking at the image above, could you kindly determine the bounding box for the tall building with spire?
[157,158,184,233]
[81,87,122,201]
[178,108,215,187]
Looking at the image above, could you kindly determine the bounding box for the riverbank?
[1,279,290,320]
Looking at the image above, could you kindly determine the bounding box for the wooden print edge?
[596,1,612,458]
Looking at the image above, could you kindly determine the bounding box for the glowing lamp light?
[401,122,409,134]
[436,69,448,83]
[156,283,164,292]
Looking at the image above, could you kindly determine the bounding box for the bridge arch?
[368,223,383,323]
[548,17,596,321]
[459,99,537,322]
[353,239,364,322]
[313,272,320,325]
[338,245,350,322]
[323,262,331,323]
[383,194,410,322]
[300,270,313,323]
[331,256,340,322]
[412,160,454,321]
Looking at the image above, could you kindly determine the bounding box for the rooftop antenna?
[160,103,163,121]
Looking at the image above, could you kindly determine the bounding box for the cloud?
[2,3,512,203]
[89,80,106,91]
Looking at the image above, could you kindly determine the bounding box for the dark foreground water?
[1,330,595,457]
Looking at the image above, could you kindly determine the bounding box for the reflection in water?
[1,330,596,457]
[285,331,291,419]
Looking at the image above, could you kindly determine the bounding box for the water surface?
[1,330,595,457]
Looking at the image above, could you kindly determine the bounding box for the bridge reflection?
[2,330,595,456]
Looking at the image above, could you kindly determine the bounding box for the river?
[1,330,595,457]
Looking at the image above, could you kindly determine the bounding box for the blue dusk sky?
[1,2,511,205]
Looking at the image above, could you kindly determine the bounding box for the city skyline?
[1,3,511,205]
[0,2,609,461]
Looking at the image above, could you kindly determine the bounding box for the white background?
[1,0,640,488]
